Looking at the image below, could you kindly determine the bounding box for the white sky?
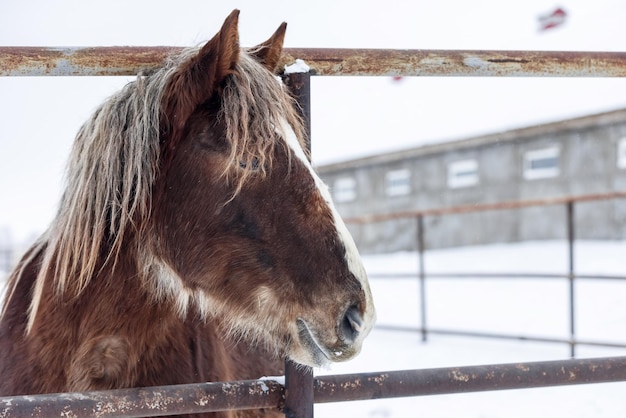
[1,0,626,242]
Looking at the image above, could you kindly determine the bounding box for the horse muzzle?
[293,305,371,368]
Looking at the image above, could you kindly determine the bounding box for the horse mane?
[18,46,304,333]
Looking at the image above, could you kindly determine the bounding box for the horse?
[0,10,375,417]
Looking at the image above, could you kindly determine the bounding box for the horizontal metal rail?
[344,191,626,224]
[0,379,285,417]
[2,357,626,416]
[375,325,626,349]
[369,272,626,281]
[2,47,626,77]
[314,356,626,402]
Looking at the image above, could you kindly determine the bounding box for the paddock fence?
[344,191,626,358]
[2,46,626,417]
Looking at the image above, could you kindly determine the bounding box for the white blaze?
[278,120,376,330]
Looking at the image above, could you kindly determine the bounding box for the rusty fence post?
[566,200,576,358]
[283,360,314,418]
[283,70,312,155]
[282,66,314,418]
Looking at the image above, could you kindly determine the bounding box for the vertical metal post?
[282,69,314,418]
[566,201,576,358]
[283,71,312,154]
[283,360,314,418]
[417,214,428,342]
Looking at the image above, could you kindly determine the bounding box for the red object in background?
[539,7,567,31]
[392,76,404,82]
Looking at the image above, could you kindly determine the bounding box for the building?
[317,108,626,253]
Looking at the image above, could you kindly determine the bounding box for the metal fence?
[3,356,626,417]
[344,191,626,358]
[1,47,626,417]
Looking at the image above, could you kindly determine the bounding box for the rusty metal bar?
[282,71,312,155]
[284,360,314,418]
[282,48,626,77]
[344,191,626,224]
[2,47,626,77]
[0,379,285,417]
[281,62,315,418]
[0,46,180,77]
[314,356,626,403]
[3,357,626,416]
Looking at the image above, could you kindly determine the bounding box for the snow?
[283,59,311,75]
[258,375,286,386]
[314,240,626,417]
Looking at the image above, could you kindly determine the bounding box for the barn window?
[523,146,560,180]
[618,138,626,169]
[385,169,411,196]
[333,177,357,202]
[448,159,479,188]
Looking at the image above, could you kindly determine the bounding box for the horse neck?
[30,246,213,390]
[75,248,180,342]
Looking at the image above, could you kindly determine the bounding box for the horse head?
[149,10,375,367]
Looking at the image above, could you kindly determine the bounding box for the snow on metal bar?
[313,356,626,403]
[2,357,625,416]
[282,48,626,77]
[0,46,180,77]
[1,46,626,77]
[0,379,285,417]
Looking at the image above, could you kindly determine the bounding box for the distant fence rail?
[2,45,626,417]
[344,191,626,223]
[345,191,626,356]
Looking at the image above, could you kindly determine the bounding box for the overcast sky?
[1,0,626,242]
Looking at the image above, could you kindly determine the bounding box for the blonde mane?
[23,47,304,333]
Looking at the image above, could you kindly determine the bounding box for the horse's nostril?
[340,306,363,344]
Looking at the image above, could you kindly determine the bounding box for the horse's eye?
[238,157,263,171]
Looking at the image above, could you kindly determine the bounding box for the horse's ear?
[205,9,241,87]
[249,22,287,73]
[162,9,240,138]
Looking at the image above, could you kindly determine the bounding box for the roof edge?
[316,107,626,173]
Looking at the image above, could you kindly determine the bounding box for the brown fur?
[0,10,374,418]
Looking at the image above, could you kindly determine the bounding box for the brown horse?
[0,10,375,417]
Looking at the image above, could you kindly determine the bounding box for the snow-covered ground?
[1,240,625,416]
[316,240,626,417]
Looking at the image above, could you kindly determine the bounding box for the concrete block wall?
[319,109,626,254]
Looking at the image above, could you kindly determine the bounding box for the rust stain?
[69,46,178,75]
[487,58,531,64]
[0,46,178,76]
